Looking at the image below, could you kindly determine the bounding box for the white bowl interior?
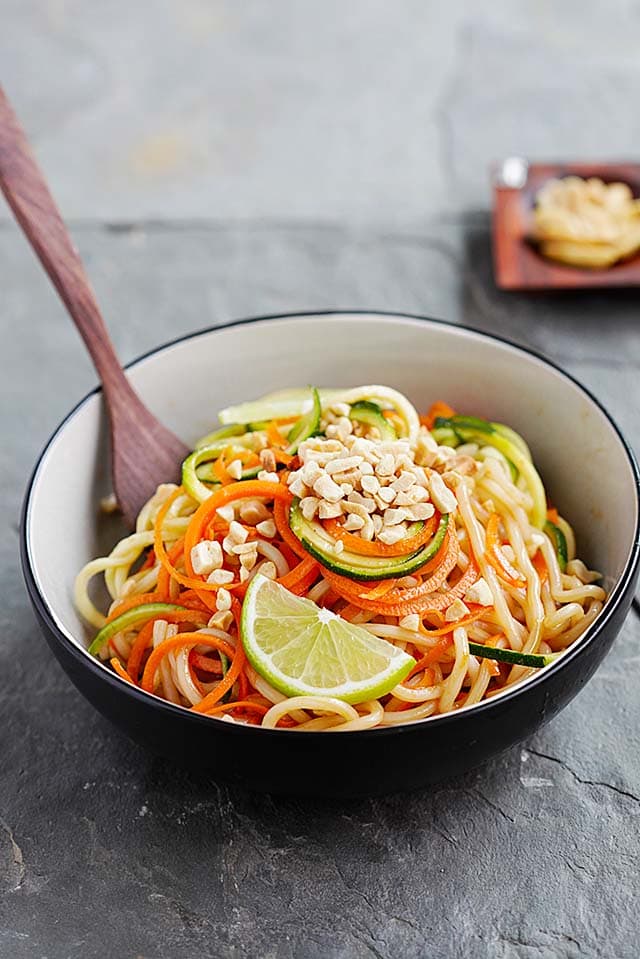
[26,313,638,660]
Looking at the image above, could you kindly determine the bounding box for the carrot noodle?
[77,389,606,730]
[485,513,527,588]
[111,657,134,684]
[322,513,439,557]
[200,700,269,719]
[106,592,165,622]
[420,400,456,430]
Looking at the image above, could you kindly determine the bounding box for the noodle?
[75,388,607,730]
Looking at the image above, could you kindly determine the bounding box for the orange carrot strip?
[278,541,301,569]
[190,652,223,675]
[178,589,216,613]
[213,456,230,484]
[532,549,549,584]
[336,603,363,622]
[237,670,250,699]
[363,579,397,600]
[232,449,261,466]
[273,497,310,559]
[547,507,560,524]
[410,636,455,673]
[157,538,186,601]
[420,400,456,430]
[277,556,320,595]
[273,450,294,466]
[326,555,478,616]
[191,596,248,713]
[154,491,239,595]
[408,666,435,687]
[323,531,459,610]
[111,658,135,684]
[126,609,209,683]
[267,422,288,449]
[471,633,505,677]
[188,655,206,696]
[322,513,439,558]
[106,592,165,623]
[419,607,489,637]
[191,615,246,712]
[141,633,236,693]
[200,700,269,718]
[318,588,340,609]
[485,513,527,588]
[126,620,156,682]
[273,415,300,426]
[183,481,293,577]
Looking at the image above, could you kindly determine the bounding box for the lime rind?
[241,576,415,705]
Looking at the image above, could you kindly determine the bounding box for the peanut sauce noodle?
[75,387,606,731]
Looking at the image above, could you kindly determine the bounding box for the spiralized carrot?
[267,422,288,449]
[273,497,309,558]
[190,652,224,675]
[141,632,236,693]
[111,657,135,684]
[407,637,454,673]
[419,607,489,636]
[183,481,293,572]
[277,556,320,594]
[155,490,227,593]
[325,556,478,617]
[126,608,208,682]
[323,531,464,612]
[532,549,549,584]
[198,700,269,719]
[420,400,456,430]
[322,513,439,557]
[106,592,165,623]
[157,538,186,600]
[485,513,527,588]
[192,639,246,712]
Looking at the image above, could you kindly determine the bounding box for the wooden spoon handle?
[0,85,134,410]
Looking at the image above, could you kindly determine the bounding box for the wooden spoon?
[0,86,189,527]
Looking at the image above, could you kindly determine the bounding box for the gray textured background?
[2,3,640,957]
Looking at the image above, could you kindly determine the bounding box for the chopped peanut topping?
[286,426,459,545]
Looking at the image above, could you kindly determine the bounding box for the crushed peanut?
[207,568,235,586]
[228,520,249,544]
[256,519,276,538]
[445,598,470,622]
[286,427,459,547]
[238,500,271,525]
[464,577,493,607]
[190,540,223,576]
[216,504,235,524]
[226,459,243,480]
[208,610,233,631]
[257,560,277,580]
[257,470,280,484]
[216,588,232,611]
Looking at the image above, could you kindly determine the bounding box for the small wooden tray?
[492,160,640,290]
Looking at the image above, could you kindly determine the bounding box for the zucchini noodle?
[74,388,606,730]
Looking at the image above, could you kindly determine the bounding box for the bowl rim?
[20,309,640,739]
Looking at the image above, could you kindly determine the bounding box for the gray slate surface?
[2,3,640,958]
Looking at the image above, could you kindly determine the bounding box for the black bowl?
[21,312,640,797]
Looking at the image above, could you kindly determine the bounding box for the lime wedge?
[241,575,415,704]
